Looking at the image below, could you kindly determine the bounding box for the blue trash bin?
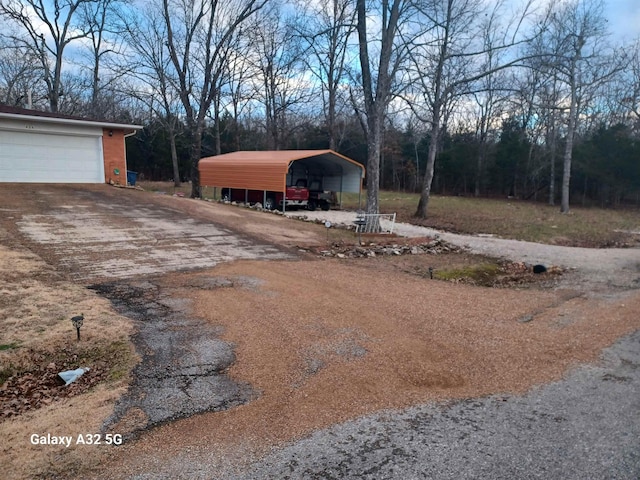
[127,171,138,186]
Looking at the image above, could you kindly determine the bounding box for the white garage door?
[0,130,103,183]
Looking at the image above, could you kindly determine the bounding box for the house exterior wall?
[102,128,127,185]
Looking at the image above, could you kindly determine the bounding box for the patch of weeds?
[68,340,135,384]
[434,263,502,286]
[0,342,20,351]
[108,368,128,382]
[96,341,135,383]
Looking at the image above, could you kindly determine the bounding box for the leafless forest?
[1,0,638,212]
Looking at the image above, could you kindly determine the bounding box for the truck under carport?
[198,150,365,211]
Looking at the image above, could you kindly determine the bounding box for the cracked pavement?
[92,279,255,435]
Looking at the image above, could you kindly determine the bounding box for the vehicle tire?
[320,201,330,211]
[264,196,276,210]
[307,200,317,211]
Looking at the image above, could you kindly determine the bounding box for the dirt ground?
[1,184,639,479]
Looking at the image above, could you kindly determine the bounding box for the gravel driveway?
[222,329,640,480]
[92,204,640,480]
[2,186,638,480]
[287,210,640,291]
[0,185,295,449]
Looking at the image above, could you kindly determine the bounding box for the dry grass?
[137,180,192,197]
[341,191,640,247]
[0,244,138,480]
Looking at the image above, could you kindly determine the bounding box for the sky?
[2,0,639,44]
[601,0,640,42]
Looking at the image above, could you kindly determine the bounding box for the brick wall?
[102,128,127,185]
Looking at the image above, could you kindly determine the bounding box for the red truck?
[221,183,309,210]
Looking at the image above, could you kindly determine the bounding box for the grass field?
[138,182,639,248]
[338,191,639,248]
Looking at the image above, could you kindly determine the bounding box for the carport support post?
[263,190,267,207]
[245,189,248,204]
[339,166,344,209]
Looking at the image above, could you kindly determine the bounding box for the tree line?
[1,0,638,214]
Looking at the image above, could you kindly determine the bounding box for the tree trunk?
[328,77,337,151]
[415,119,440,218]
[168,122,180,187]
[189,120,204,198]
[92,57,100,116]
[548,118,556,206]
[560,77,577,213]
[365,113,382,214]
[474,142,485,197]
[214,104,222,156]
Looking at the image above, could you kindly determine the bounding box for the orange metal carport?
[198,150,365,210]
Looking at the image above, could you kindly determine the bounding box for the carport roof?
[199,150,365,193]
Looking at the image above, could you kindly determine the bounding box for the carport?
[198,150,365,211]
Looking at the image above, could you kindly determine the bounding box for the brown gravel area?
[92,258,640,478]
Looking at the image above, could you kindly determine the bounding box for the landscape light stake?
[71,314,84,341]
[325,221,331,243]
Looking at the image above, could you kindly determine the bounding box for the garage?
[0,130,104,183]
[199,150,365,211]
[0,105,142,184]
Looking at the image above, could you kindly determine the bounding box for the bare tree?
[121,4,183,186]
[0,0,98,112]
[511,18,569,206]
[606,39,640,129]
[162,0,267,197]
[248,7,310,150]
[299,0,356,150]
[80,0,126,119]
[355,0,418,214]
[542,0,619,213]
[220,35,256,151]
[410,0,537,218]
[0,34,43,106]
[471,25,511,197]
[620,40,640,126]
